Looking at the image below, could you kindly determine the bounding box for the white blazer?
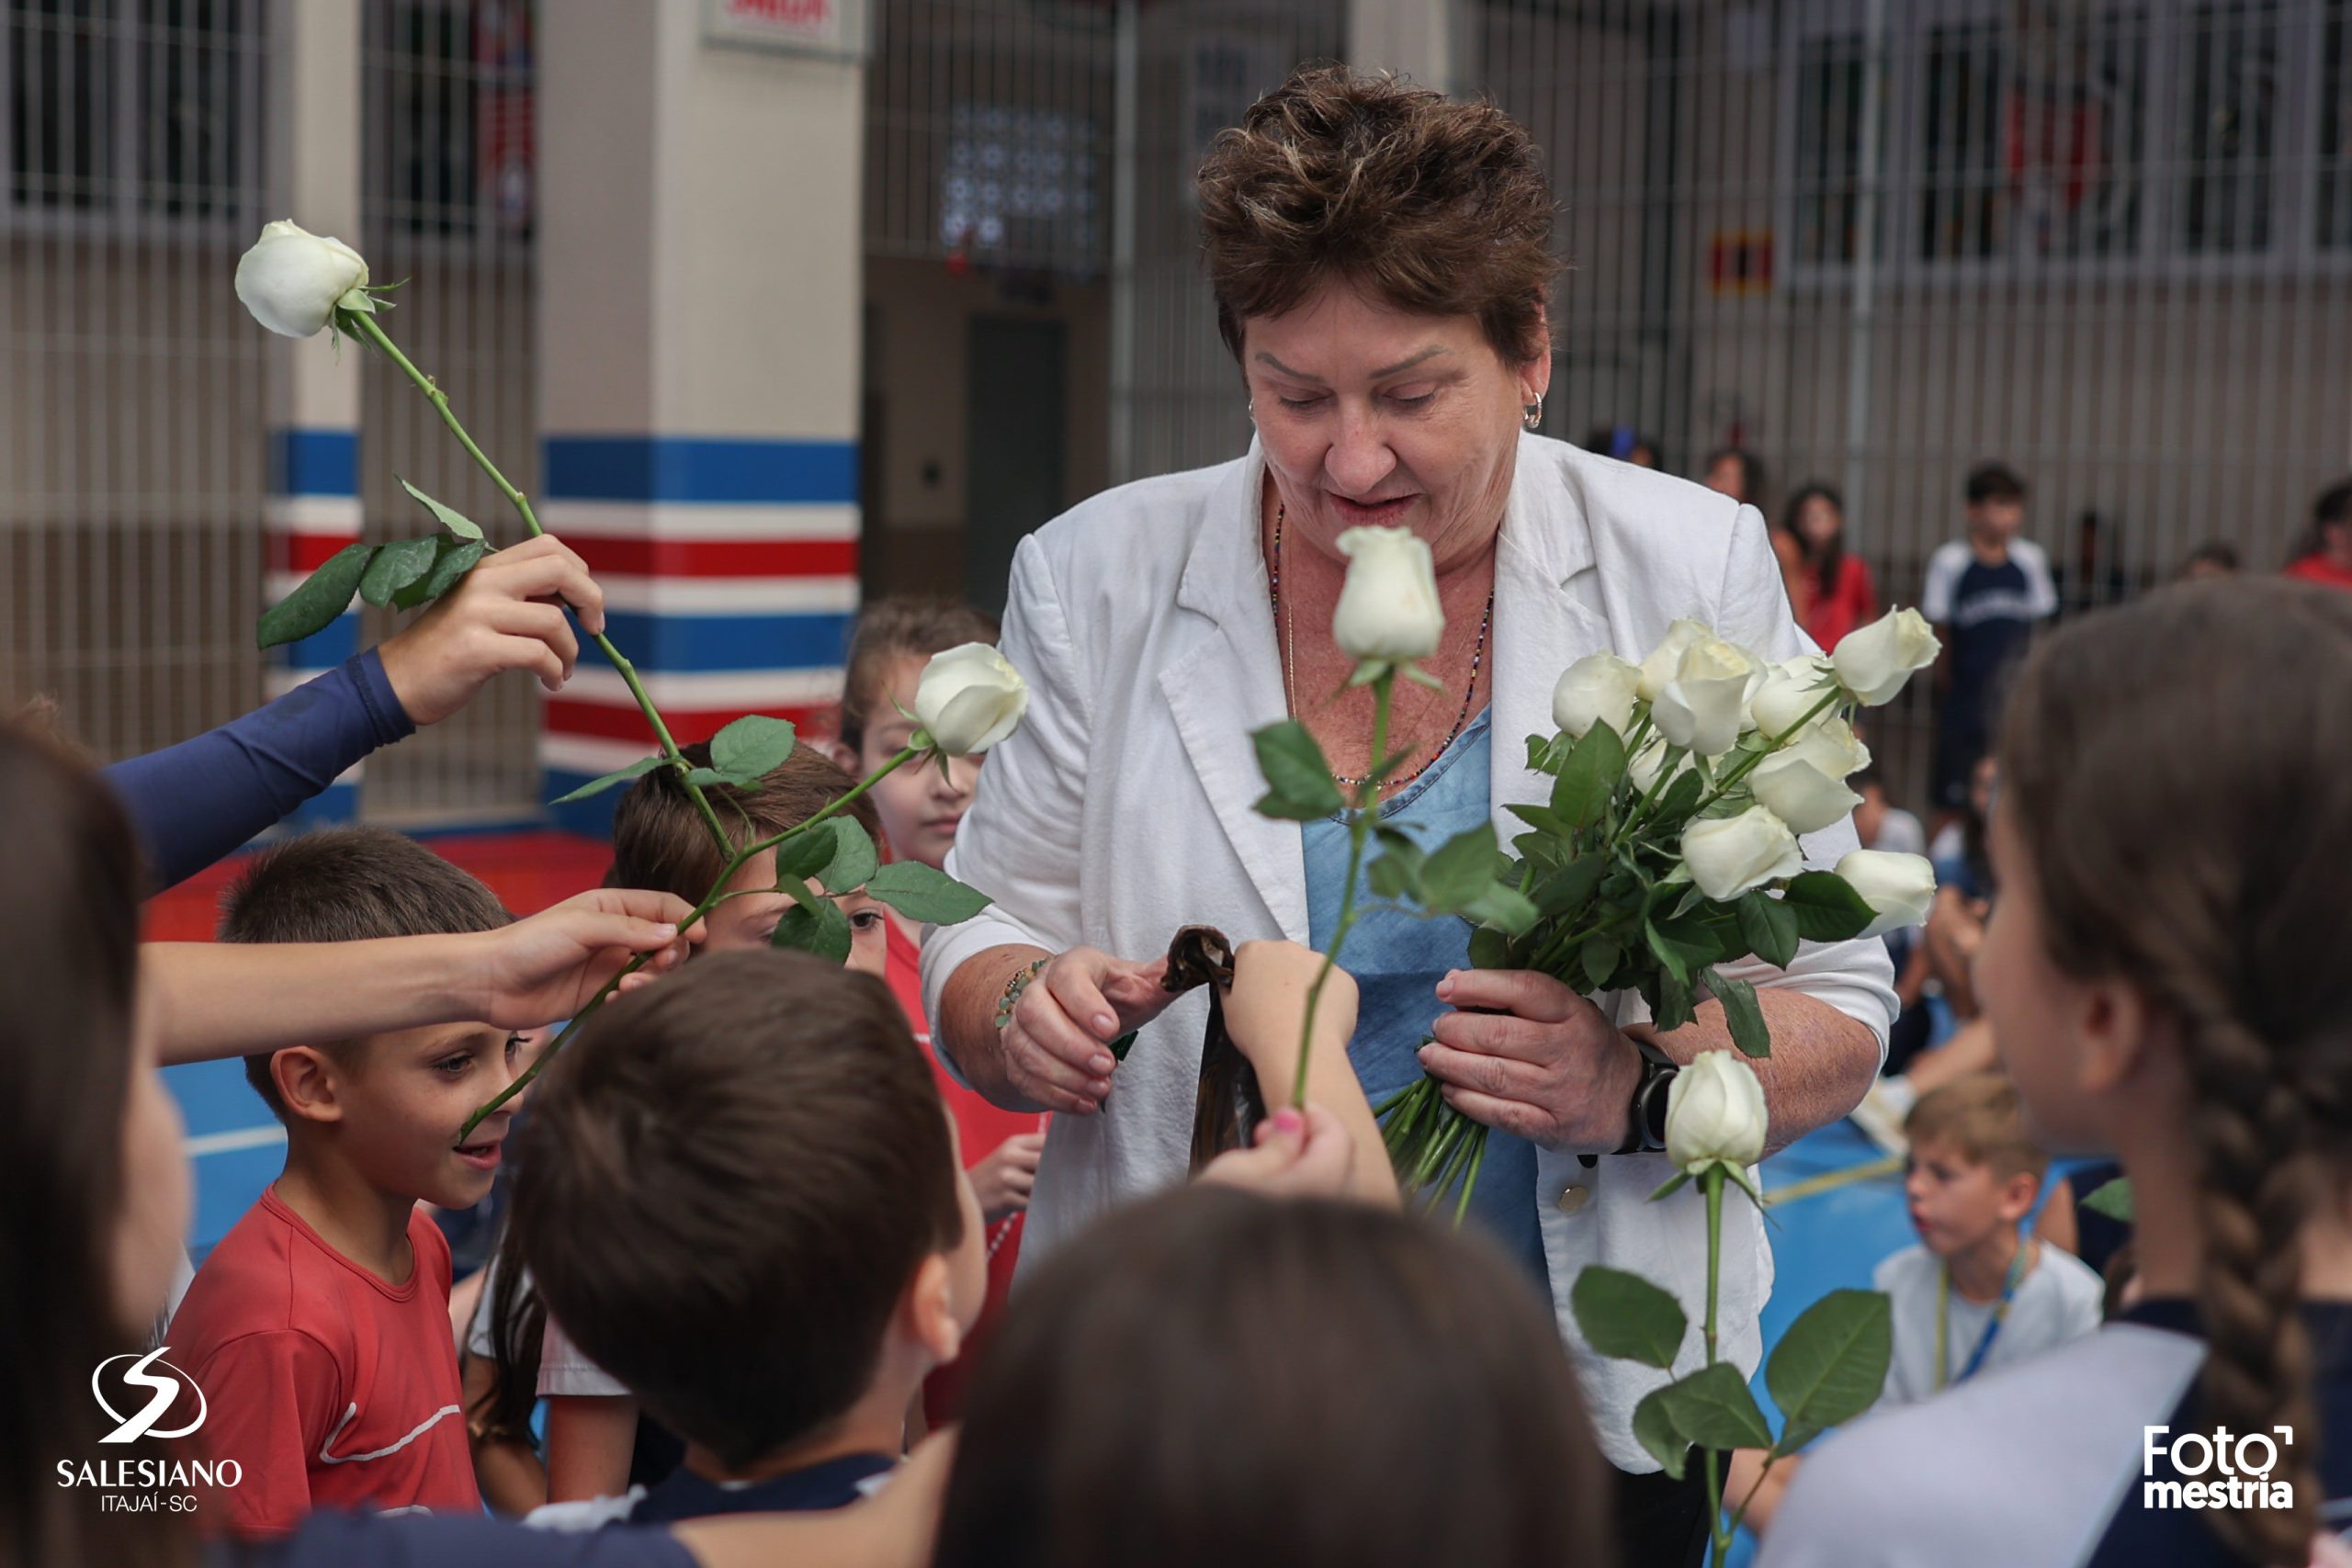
[923,433,1897,1471]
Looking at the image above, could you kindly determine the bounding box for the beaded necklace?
[1269,502,1493,792]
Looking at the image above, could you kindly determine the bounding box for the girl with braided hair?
[1760,577,2352,1568]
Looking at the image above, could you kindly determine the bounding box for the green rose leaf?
[1656,1360,1775,1452]
[1467,926,1515,970]
[772,897,853,964]
[2083,1177,2135,1223]
[548,753,666,806]
[1464,881,1540,936]
[773,820,840,882]
[1736,890,1803,971]
[1369,827,1427,902]
[1782,871,1878,942]
[1251,720,1346,820]
[396,475,487,541]
[818,817,881,895]
[1632,1386,1690,1480]
[1419,822,1501,912]
[1526,734,1571,776]
[357,535,442,608]
[1533,854,1608,921]
[1570,1265,1689,1370]
[1505,801,1577,838]
[1765,1288,1894,1446]
[1645,916,1721,989]
[257,541,377,649]
[1581,934,1623,991]
[1651,968,1698,1032]
[710,714,799,784]
[1652,766,1707,827]
[1706,968,1773,1058]
[865,860,993,925]
[1551,720,1626,830]
[393,536,488,610]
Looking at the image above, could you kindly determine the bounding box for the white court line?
[183,1125,287,1158]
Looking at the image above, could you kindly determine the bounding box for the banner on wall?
[705,0,871,62]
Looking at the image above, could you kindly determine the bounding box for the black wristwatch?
[1613,1037,1679,1156]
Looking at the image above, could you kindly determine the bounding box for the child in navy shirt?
[508,950,989,1529]
[1761,581,2352,1567]
[1920,462,2055,815]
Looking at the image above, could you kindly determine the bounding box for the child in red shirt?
[833,598,1046,1422]
[169,829,522,1537]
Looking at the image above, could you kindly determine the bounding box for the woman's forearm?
[1644,991,1881,1156]
[935,943,1053,1111]
[146,936,480,1065]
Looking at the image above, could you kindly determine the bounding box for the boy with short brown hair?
[1879,1073,2101,1406]
[172,828,521,1536]
[511,949,985,1525]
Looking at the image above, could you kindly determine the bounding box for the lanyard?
[1934,1241,2031,1391]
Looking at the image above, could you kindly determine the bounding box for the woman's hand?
[377,534,606,726]
[968,1131,1047,1222]
[1001,945,1176,1114]
[1416,966,1644,1153]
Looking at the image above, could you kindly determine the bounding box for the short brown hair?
[606,739,880,906]
[1903,1074,2047,1185]
[838,596,1000,753]
[935,1189,1613,1568]
[1196,65,1560,368]
[218,828,511,1121]
[510,950,963,1470]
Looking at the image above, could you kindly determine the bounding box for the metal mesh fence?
[355,0,538,823]
[9,1,2349,825]
[1467,0,2352,805]
[0,0,269,761]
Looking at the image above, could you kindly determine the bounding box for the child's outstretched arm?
[149,888,702,1065]
[1216,940,1397,1207]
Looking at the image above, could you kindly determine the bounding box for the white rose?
[1836,849,1939,937]
[1665,1049,1770,1172]
[1780,712,1871,781]
[1635,619,1711,703]
[1750,656,1837,740]
[913,643,1029,755]
[1748,752,1864,834]
[1330,525,1444,663]
[1652,635,1759,759]
[1832,608,1940,706]
[235,220,370,339]
[1552,652,1642,740]
[1680,805,1804,901]
[1627,737,1693,796]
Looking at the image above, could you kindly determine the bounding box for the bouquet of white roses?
[1378,608,1941,1204]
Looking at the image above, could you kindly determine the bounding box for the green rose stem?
[1702,1162,1730,1566]
[1291,668,1396,1110]
[457,742,925,1139]
[343,308,732,861]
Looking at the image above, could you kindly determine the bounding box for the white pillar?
[1347,0,1471,95]
[261,0,366,822]
[536,0,866,829]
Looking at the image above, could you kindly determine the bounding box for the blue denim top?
[1303,706,1547,1282]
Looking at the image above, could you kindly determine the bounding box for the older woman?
[922,66,1894,1564]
